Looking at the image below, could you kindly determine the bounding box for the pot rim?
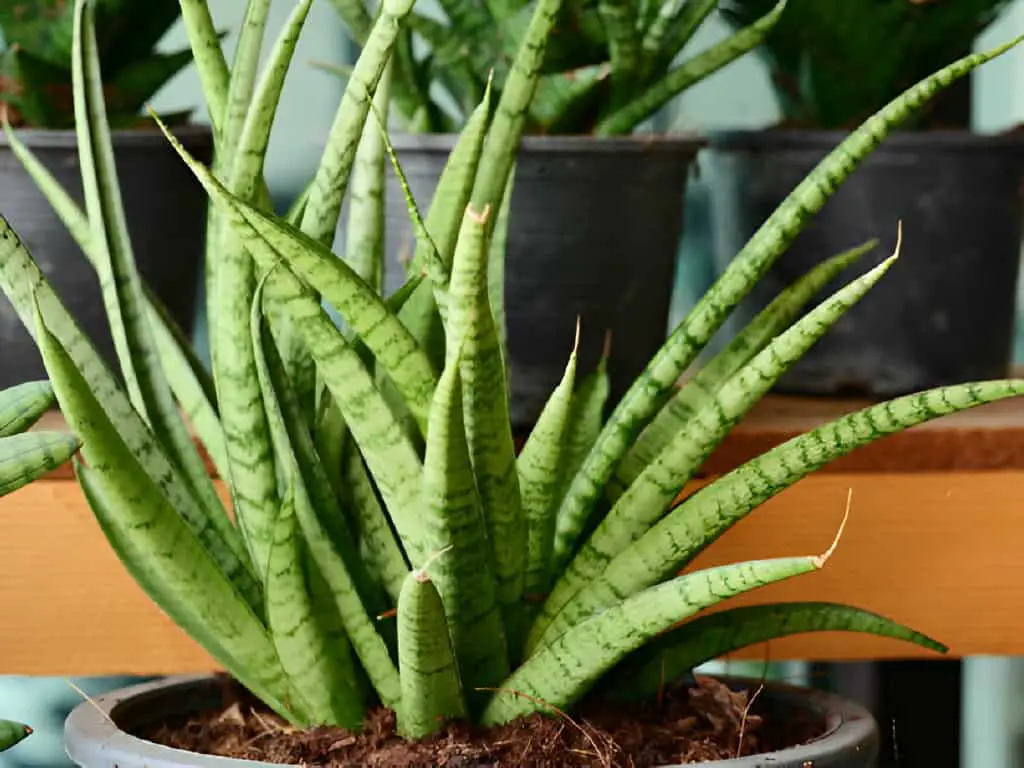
[389,131,707,154]
[64,673,877,767]
[706,127,1024,152]
[0,122,213,149]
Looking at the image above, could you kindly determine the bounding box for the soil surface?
[142,675,824,766]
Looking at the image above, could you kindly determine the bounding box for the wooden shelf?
[8,393,1024,676]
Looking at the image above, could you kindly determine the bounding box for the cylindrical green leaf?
[483,556,819,725]
[0,720,30,752]
[396,568,467,738]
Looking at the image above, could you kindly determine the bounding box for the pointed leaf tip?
[469,203,492,224]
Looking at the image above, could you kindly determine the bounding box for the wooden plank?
[26,390,1024,480]
[3,470,1024,675]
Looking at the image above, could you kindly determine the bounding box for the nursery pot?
[379,134,702,432]
[64,673,879,767]
[704,129,1024,397]
[0,125,211,388]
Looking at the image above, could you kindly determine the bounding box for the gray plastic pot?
[0,125,211,389]
[705,128,1024,397]
[377,133,701,433]
[65,674,878,767]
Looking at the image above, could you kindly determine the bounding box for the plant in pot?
[0,379,83,756]
[708,0,1023,397]
[325,0,790,434]
[3,0,1023,764]
[0,0,212,390]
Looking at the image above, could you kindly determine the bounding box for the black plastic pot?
[0,125,212,388]
[64,674,878,767]
[379,134,702,432]
[704,129,1024,397]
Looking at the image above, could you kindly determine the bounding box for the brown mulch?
[141,675,824,766]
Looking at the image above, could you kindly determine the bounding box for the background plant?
[2,0,1023,742]
[324,0,789,135]
[721,0,1013,129]
[0,379,81,753]
[0,0,190,128]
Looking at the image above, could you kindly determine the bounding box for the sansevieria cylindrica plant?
[0,379,81,752]
[325,0,789,135]
[2,0,1023,745]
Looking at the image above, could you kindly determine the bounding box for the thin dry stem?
[812,487,852,568]
[468,203,492,225]
[734,682,764,758]
[64,679,116,728]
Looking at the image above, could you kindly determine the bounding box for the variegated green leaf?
[346,58,392,293]
[420,342,509,707]
[596,0,786,135]
[598,0,638,105]
[222,0,271,176]
[483,556,822,724]
[0,431,80,497]
[606,602,947,703]
[531,254,897,651]
[470,0,563,220]
[73,0,218,522]
[447,204,524,652]
[0,211,259,613]
[300,0,416,246]
[264,485,363,727]
[610,240,875,497]
[251,274,390,617]
[340,446,410,604]
[0,721,30,752]
[155,116,440,437]
[178,0,229,134]
[488,167,514,376]
[519,330,577,599]
[250,278,401,712]
[0,381,55,438]
[2,120,228,481]
[32,306,291,720]
[551,379,1024,647]
[396,567,468,738]
[641,0,716,75]
[552,38,1022,572]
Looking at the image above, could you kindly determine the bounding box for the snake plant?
[3,0,1023,741]
[0,379,81,752]
[0,0,190,128]
[325,0,790,135]
[721,0,1013,129]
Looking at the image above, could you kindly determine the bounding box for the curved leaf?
[551,37,1023,572]
[596,0,786,135]
[300,0,416,246]
[610,241,874,497]
[155,116,440,438]
[483,556,820,725]
[550,379,1024,647]
[0,431,80,497]
[0,211,259,613]
[34,307,291,720]
[530,253,897,651]
[0,381,55,438]
[606,602,947,702]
